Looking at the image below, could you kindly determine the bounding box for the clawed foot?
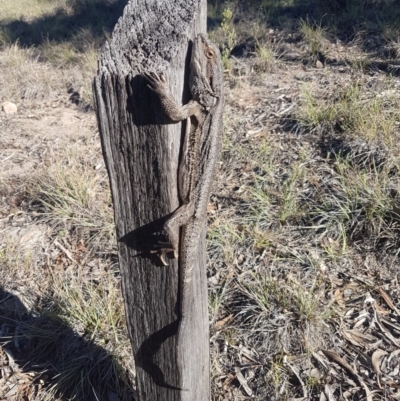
[150,242,178,266]
[143,71,168,95]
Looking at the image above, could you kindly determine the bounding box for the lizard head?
[189,33,222,109]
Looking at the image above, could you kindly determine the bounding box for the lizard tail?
[177,264,192,339]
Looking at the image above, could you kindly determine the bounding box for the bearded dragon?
[144,33,223,341]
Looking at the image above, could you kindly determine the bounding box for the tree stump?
[93,1,210,400]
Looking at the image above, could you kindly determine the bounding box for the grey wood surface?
[93,1,210,400]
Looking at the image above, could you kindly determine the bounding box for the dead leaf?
[215,314,233,330]
[341,329,374,347]
[371,349,388,389]
[379,287,400,315]
[386,380,400,389]
[373,306,400,347]
[324,384,335,401]
[321,349,356,376]
[374,302,390,315]
[287,363,307,398]
[359,379,373,401]
[334,289,346,308]
[380,315,400,332]
[239,346,259,364]
[234,367,253,396]
[322,349,372,400]
[353,316,368,329]
[54,240,79,266]
[312,351,328,369]
[388,349,400,362]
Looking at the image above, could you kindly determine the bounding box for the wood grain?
[93,1,210,400]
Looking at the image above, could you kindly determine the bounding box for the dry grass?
[0,2,124,396]
[0,41,98,107]
[298,18,329,60]
[207,2,400,394]
[0,240,32,278]
[253,37,281,72]
[0,0,62,21]
[0,132,125,399]
[26,162,115,245]
[0,43,97,108]
[0,44,64,101]
[40,273,133,400]
[1,0,400,400]
[0,0,111,108]
[297,80,400,143]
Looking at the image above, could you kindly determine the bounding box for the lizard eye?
[205,49,215,59]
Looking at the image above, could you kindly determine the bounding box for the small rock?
[1,101,17,114]
[3,225,44,251]
[316,59,324,69]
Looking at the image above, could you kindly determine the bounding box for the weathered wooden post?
[93,1,211,400]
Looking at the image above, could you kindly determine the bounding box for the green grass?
[209,220,245,264]
[297,80,400,144]
[50,273,128,351]
[299,18,328,60]
[253,37,280,72]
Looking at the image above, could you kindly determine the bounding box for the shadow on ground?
[208,0,400,67]
[0,287,135,401]
[2,0,400,68]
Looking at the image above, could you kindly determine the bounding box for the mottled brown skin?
[144,33,224,340]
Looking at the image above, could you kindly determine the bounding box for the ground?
[1,0,400,400]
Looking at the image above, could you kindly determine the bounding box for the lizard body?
[144,34,223,340]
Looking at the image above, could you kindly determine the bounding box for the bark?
[93,1,209,400]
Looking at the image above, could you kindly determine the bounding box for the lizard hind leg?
[162,201,195,260]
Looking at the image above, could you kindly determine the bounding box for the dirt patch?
[1,1,400,399]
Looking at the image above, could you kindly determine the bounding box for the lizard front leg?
[144,72,200,121]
